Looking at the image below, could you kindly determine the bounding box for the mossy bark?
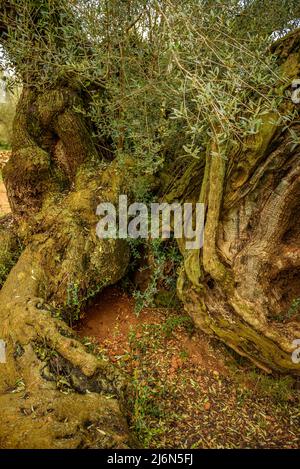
[174,30,300,375]
[0,156,133,447]
[0,0,137,449]
[0,85,135,448]
[0,248,132,448]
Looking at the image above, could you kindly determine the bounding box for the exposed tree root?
[0,245,135,448]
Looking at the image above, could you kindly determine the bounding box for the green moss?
[154,289,180,308]
[0,143,11,150]
[162,157,205,204]
[246,372,295,403]
[0,228,22,287]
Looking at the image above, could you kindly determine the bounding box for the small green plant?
[63,278,108,326]
[133,238,182,315]
[11,378,26,394]
[33,341,74,394]
[129,365,165,447]
[249,372,295,403]
[129,326,159,354]
[179,350,189,361]
[0,142,10,150]
[67,282,80,311]
[288,297,300,319]
[33,341,58,363]
[162,314,195,338]
[274,297,300,323]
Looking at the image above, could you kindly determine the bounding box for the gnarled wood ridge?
[0,0,299,449]
[174,31,300,376]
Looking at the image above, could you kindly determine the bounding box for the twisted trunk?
[175,31,300,374]
[0,1,136,448]
[0,85,134,447]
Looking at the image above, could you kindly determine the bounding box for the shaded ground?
[0,151,10,215]
[77,287,300,449]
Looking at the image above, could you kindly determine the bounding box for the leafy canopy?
[0,0,299,191]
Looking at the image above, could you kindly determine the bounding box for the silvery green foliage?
[1,0,299,176]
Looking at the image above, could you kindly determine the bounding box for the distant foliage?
[0,77,17,148]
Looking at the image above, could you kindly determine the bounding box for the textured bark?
[0,0,138,448]
[174,30,300,375]
[0,248,132,449]
[0,96,135,447]
[0,89,133,446]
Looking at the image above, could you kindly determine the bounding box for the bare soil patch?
[77,286,300,449]
[0,151,11,215]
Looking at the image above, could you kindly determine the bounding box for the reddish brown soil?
[0,151,10,215]
[77,286,222,371]
[78,287,141,346]
[76,286,300,449]
[0,182,10,215]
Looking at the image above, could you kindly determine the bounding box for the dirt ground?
[77,286,300,449]
[0,151,10,215]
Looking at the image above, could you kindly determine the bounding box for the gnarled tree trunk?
[0,2,134,449]
[175,30,300,375]
[0,85,135,448]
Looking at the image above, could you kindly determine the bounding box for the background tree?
[0,72,18,148]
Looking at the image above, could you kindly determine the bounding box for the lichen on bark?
[175,29,300,375]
